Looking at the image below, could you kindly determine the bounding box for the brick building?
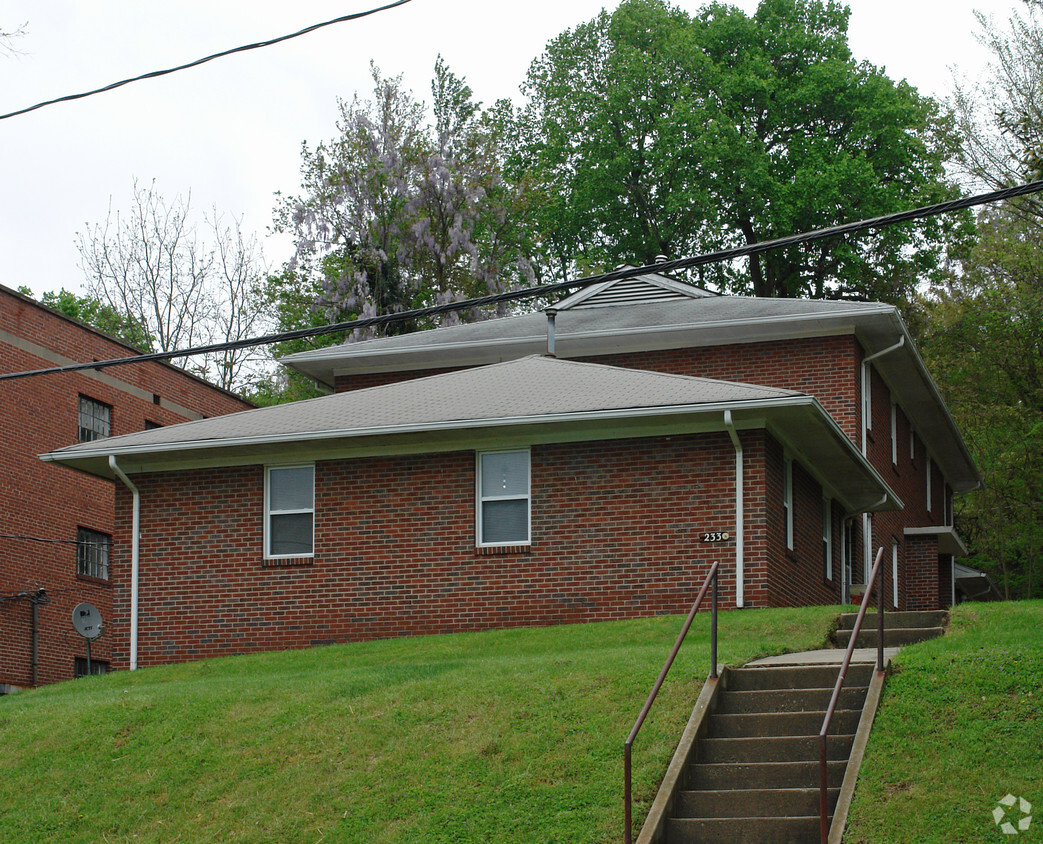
[43,272,978,671]
[0,285,251,690]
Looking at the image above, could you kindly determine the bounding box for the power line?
[0,1,413,121]
[2,178,1042,384]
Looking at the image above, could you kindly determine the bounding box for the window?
[77,527,111,579]
[265,465,315,557]
[926,458,933,513]
[890,402,898,466]
[75,657,109,677]
[892,540,900,608]
[863,365,872,432]
[78,395,111,442]
[783,456,794,550]
[144,420,163,430]
[477,450,530,546]
[823,498,833,580]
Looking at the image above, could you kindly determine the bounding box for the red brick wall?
[0,288,251,689]
[110,431,795,669]
[333,337,864,443]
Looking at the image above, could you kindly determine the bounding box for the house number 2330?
[701,531,731,542]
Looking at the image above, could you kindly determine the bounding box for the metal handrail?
[623,561,719,844]
[819,546,885,843]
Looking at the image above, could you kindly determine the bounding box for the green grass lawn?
[1,602,1037,843]
[0,605,837,844]
[845,600,1042,843]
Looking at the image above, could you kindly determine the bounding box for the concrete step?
[836,626,945,648]
[675,786,839,818]
[664,815,819,843]
[688,760,847,790]
[708,709,860,739]
[726,663,873,692]
[715,686,868,714]
[837,610,947,630]
[697,734,854,764]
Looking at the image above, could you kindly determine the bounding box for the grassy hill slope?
[0,605,836,843]
[845,600,1042,843]
[1,602,1037,843]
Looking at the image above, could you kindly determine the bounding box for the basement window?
[74,657,109,677]
[265,465,315,558]
[477,450,530,546]
[77,527,111,580]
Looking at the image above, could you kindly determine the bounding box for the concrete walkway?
[748,646,900,666]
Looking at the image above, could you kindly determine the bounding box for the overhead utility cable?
[2,178,1042,383]
[0,0,412,121]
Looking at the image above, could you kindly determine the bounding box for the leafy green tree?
[519,0,962,300]
[35,288,152,350]
[918,207,1043,599]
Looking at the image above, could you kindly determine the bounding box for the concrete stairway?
[834,610,948,649]
[660,663,872,843]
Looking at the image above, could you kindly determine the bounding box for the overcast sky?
[0,0,1021,299]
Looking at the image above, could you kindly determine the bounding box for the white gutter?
[109,456,140,671]
[723,411,744,607]
[860,337,905,584]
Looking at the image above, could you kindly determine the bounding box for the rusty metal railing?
[819,546,885,843]
[623,560,719,844]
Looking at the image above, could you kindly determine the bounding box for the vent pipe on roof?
[545,308,558,357]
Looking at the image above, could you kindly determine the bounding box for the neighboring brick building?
[44,272,979,672]
[0,285,251,690]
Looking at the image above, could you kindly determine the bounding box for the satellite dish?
[72,602,104,640]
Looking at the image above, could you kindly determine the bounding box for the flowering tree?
[276,60,534,340]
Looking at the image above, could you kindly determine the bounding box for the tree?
[276,61,534,342]
[34,288,152,350]
[519,0,963,300]
[76,180,270,393]
[917,207,1043,599]
[954,0,1043,195]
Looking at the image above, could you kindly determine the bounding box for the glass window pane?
[481,452,528,497]
[270,512,313,556]
[482,499,528,544]
[270,466,314,511]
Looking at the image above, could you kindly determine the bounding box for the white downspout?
[109,456,140,671]
[860,337,904,583]
[724,411,744,607]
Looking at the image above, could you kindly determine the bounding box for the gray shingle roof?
[47,355,800,456]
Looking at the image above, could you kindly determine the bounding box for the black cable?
[2,178,1042,383]
[0,1,413,121]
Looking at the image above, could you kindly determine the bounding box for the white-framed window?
[477,449,531,546]
[783,455,794,550]
[864,365,872,432]
[890,401,898,466]
[926,458,933,514]
[265,464,315,558]
[892,540,900,608]
[822,498,833,581]
[77,527,111,580]
[78,395,111,442]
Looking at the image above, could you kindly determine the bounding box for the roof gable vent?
[555,269,716,310]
